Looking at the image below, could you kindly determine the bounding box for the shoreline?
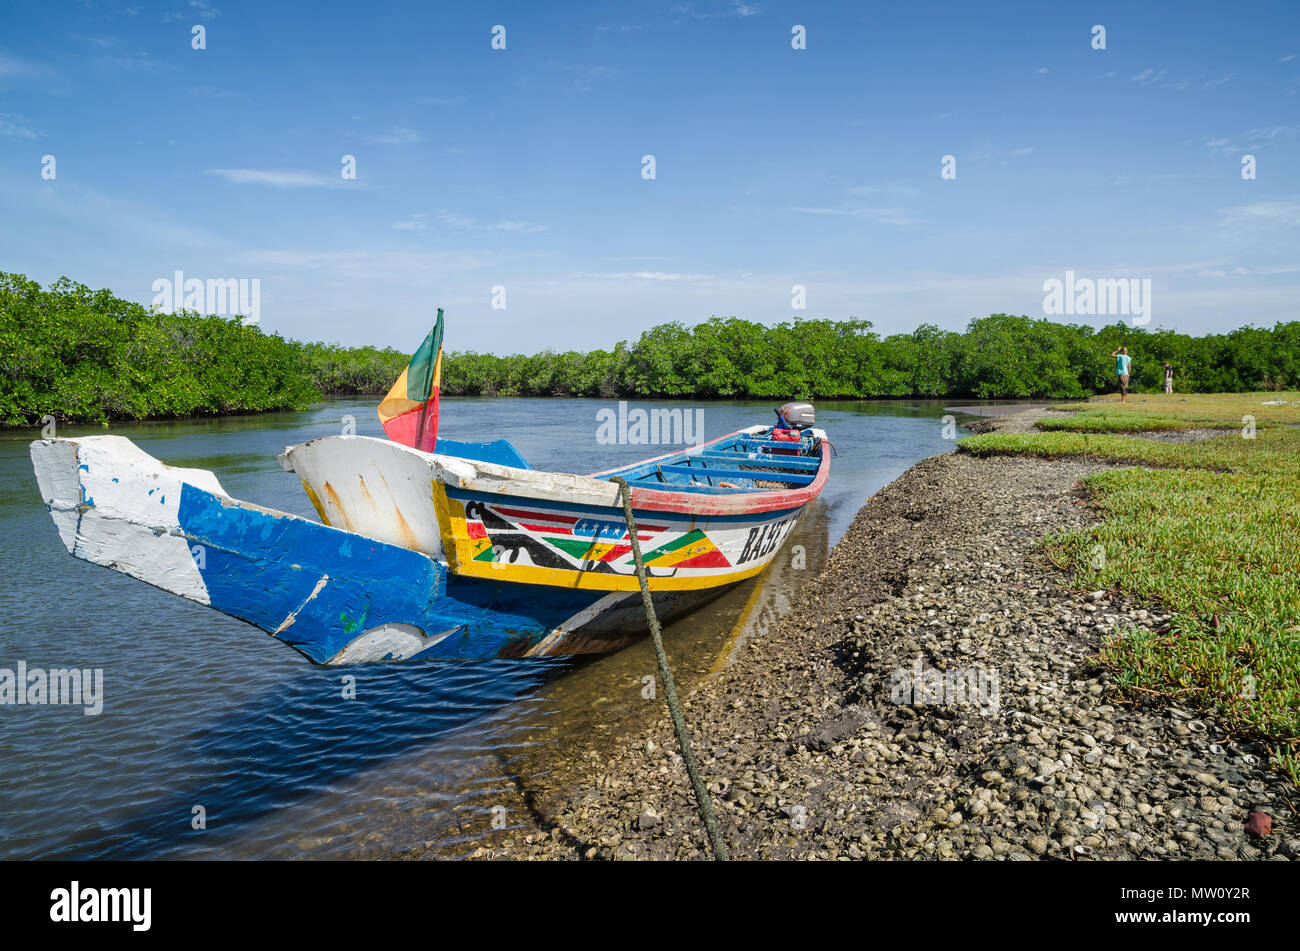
[0,397,1058,431]
[461,409,1296,861]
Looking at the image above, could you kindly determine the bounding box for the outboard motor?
[772,402,815,443]
[775,402,815,430]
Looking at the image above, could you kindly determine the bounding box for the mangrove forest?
[2,272,1297,425]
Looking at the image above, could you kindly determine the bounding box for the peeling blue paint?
[172,482,639,663]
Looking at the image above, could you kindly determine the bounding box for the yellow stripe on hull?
[433,482,774,592]
[447,556,770,592]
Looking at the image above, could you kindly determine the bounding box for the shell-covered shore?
[461,411,1296,860]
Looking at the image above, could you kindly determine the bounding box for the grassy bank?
[961,393,1300,782]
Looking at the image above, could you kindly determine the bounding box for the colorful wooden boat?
[29,417,829,664]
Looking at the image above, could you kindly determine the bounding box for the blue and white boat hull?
[29,436,721,664]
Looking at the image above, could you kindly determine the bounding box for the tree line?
[1,273,318,425]
[301,312,1300,401]
[3,272,1296,425]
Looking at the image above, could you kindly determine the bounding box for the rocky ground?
[467,410,1296,861]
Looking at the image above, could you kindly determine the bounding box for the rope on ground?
[609,475,730,861]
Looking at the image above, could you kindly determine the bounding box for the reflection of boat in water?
[29,408,829,665]
[705,495,833,672]
[409,496,835,858]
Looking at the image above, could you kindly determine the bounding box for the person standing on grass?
[1110,346,1132,403]
[1162,361,1174,395]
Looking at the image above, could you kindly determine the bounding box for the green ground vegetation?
[961,393,1300,782]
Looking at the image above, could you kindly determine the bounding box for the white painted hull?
[28,436,746,663]
[279,427,829,593]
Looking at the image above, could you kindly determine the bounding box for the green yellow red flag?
[377,308,444,452]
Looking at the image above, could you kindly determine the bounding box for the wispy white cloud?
[1247,124,1300,141]
[493,220,547,233]
[523,61,623,93]
[789,206,927,226]
[1204,125,1299,156]
[797,185,925,221]
[1193,262,1300,279]
[78,34,164,72]
[0,52,59,87]
[569,64,621,91]
[187,85,248,101]
[1129,66,1229,92]
[232,248,502,281]
[162,1,219,21]
[204,168,337,188]
[965,142,1042,165]
[1130,67,1167,86]
[100,51,161,70]
[0,112,41,139]
[576,271,714,281]
[0,175,227,250]
[671,1,760,20]
[430,211,546,233]
[849,183,919,198]
[1238,263,1300,276]
[1219,199,1300,230]
[364,126,424,145]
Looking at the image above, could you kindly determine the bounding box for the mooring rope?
[609,476,730,861]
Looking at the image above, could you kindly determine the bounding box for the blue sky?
[1,0,1297,353]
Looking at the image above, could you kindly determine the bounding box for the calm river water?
[0,396,991,859]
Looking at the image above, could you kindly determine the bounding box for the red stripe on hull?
[625,442,831,517]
